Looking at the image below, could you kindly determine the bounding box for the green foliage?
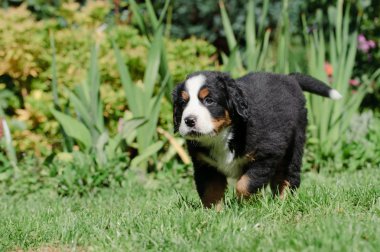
[128,0,174,99]
[304,111,380,172]
[0,151,130,196]
[51,109,92,150]
[220,0,272,75]
[304,0,380,160]
[114,28,168,167]
[220,0,291,76]
[0,155,49,196]
[50,44,147,167]
[0,2,216,155]
[152,0,285,45]
[49,151,130,196]
[220,0,379,170]
[341,112,380,171]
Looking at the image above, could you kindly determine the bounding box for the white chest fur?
[197,130,247,178]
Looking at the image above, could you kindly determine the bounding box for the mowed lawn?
[1,168,379,252]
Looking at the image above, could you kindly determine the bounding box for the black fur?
[217,73,249,122]
[172,71,338,205]
[172,82,184,132]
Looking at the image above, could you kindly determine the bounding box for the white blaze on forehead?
[179,74,214,136]
[186,74,206,93]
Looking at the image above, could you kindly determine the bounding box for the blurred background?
[0,0,379,196]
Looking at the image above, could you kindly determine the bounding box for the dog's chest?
[199,131,247,178]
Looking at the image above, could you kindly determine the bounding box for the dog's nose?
[184,116,196,127]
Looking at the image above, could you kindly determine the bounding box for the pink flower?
[349,79,360,87]
[358,34,376,53]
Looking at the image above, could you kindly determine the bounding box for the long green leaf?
[258,0,269,36]
[219,1,243,71]
[130,141,164,168]
[143,27,163,101]
[106,117,147,159]
[129,0,147,36]
[113,41,138,114]
[49,31,59,110]
[257,30,271,70]
[88,45,100,127]
[145,0,159,29]
[120,117,147,138]
[157,0,171,26]
[69,92,92,128]
[51,108,92,150]
[140,73,169,150]
[245,0,255,71]
[96,131,109,165]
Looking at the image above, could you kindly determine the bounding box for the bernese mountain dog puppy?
[172,71,342,208]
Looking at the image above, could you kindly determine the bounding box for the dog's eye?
[203,97,215,106]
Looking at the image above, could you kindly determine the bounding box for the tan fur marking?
[279,180,290,200]
[212,110,232,132]
[198,87,209,99]
[236,174,251,199]
[245,150,256,161]
[225,110,231,124]
[181,91,189,101]
[202,176,227,209]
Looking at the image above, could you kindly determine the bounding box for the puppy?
[172,71,342,208]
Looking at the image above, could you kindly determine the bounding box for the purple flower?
[358,34,376,53]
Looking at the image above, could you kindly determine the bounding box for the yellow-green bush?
[0,1,217,156]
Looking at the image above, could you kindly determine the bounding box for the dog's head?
[172,71,248,139]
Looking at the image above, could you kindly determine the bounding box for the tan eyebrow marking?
[181,91,189,101]
[198,87,209,100]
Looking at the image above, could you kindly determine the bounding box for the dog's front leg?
[193,164,227,210]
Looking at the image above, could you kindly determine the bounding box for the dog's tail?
[290,73,342,100]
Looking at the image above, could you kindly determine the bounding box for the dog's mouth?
[187,130,203,137]
[183,130,215,140]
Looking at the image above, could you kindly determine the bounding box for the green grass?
[1,168,379,252]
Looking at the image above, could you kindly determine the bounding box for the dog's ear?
[218,73,248,122]
[172,82,184,132]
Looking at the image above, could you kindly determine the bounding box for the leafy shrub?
[219,0,380,171]
[304,1,380,163]
[152,0,287,49]
[49,151,130,196]
[0,151,130,196]
[0,2,217,156]
[0,154,50,196]
[304,111,380,172]
[342,111,380,170]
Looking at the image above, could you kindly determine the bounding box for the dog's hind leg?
[270,159,291,199]
[286,109,307,190]
[271,109,307,198]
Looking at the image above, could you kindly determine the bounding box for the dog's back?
[236,72,306,152]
